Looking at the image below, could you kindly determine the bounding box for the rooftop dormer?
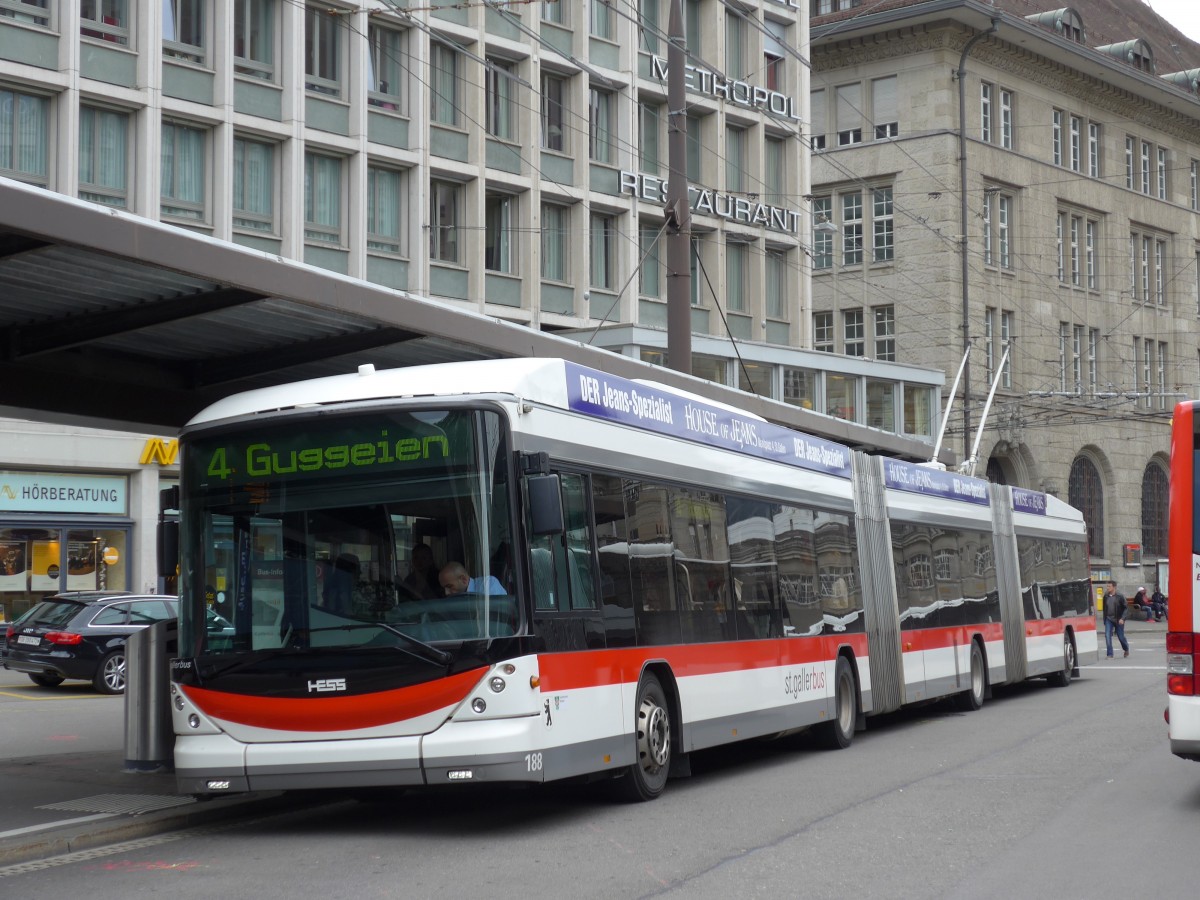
[1025,8,1085,45]
[1096,38,1155,74]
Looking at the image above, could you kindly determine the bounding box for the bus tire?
[614,673,671,802]
[816,656,856,750]
[1047,634,1075,688]
[955,641,985,711]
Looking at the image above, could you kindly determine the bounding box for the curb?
[0,791,323,868]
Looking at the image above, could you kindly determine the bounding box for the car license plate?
[17,635,40,646]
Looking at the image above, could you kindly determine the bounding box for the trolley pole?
[665,0,692,374]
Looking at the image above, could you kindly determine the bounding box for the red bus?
[1167,400,1200,760]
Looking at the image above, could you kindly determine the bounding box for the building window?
[305,4,341,97]
[368,24,405,111]
[836,83,862,146]
[842,191,862,265]
[985,307,996,384]
[1088,123,1100,177]
[1071,323,1083,392]
[903,382,933,437]
[812,196,832,270]
[764,136,786,206]
[484,193,516,274]
[997,194,1011,269]
[1068,115,1081,172]
[541,73,567,152]
[1157,147,1167,200]
[163,0,204,64]
[1141,141,1151,194]
[766,249,786,319]
[813,311,833,352]
[1000,89,1013,149]
[1088,327,1099,394]
[726,125,746,193]
[809,88,826,151]
[1086,219,1097,290]
[843,309,864,357]
[367,165,404,254]
[1,0,50,27]
[80,0,128,45]
[1069,215,1081,286]
[763,19,786,92]
[303,152,341,244]
[874,304,895,361]
[1125,136,1134,189]
[429,180,460,263]
[542,0,565,25]
[590,212,616,290]
[640,103,661,175]
[1068,456,1104,557]
[726,10,746,79]
[1192,159,1199,210]
[1130,229,1168,304]
[541,203,569,282]
[1156,240,1166,305]
[980,82,992,143]
[590,0,614,40]
[160,121,205,221]
[872,76,897,138]
[430,43,458,126]
[1158,341,1168,409]
[78,106,128,208]
[1141,463,1168,557]
[1051,110,1062,166]
[1055,213,1065,282]
[982,191,992,266]
[784,367,816,409]
[486,58,516,140]
[589,87,615,164]
[234,0,274,81]
[232,136,274,233]
[0,88,49,187]
[1000,310,1013,387]
[872,187,893,262]
[640,226,661,299]
[639,0,659,53]
[726,241,747,312]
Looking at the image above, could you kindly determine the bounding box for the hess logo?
[307,678,347,693]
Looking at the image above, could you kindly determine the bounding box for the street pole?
[665,0,692,374]
[956,18,998,462]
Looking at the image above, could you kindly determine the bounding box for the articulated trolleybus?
[168,359,1095,800]
[1167,400,1200,760]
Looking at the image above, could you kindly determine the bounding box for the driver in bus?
[439,560,507,596]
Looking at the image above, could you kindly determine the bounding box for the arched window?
[1068,456,1104,556]
[1141,462,1169,557]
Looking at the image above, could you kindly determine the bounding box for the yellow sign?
[140,438,179,466]
[102,546,120,566]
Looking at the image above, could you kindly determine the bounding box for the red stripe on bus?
[1169,401,1195,633]
[183,667,487,732]
[896,622,1004,653]
[537,635,869,691]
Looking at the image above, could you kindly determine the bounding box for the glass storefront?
[0,526,131,622]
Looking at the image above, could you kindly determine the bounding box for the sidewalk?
[0,747,303,868]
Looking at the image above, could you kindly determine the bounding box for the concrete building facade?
[808,0,1200,588]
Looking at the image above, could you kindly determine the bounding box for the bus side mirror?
[527,474,564,536]
[157,520,179,578]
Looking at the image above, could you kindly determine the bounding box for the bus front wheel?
[615,673,671,802]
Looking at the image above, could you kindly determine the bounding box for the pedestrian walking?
[1103,580,1129,658]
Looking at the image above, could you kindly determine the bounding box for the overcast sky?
[1146,0,1200,45]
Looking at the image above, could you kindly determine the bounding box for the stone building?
[808,0,1200,589]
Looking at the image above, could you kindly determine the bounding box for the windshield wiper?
[303,622,452,666]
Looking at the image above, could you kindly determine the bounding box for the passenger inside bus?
[438,560,506,596]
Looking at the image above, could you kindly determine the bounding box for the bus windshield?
[178,408,516,658]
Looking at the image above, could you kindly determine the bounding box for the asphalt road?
[1,626,1193,900]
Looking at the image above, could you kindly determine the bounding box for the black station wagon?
[3,592,178,694]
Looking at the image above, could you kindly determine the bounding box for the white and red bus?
[1167,400,1200,760]
[167,358,1096,800]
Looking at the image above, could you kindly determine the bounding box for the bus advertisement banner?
[563,362,852,478]
[882,458,990,506]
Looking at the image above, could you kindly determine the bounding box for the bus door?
[529,471,604,651]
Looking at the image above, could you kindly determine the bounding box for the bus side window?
[561,473,597,610]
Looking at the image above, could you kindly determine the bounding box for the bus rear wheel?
[1047,634,1075,688]
[816,656,856,750]
[955,641,985,711]
[614,673,671,802]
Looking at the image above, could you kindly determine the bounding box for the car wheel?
[815,656,857,750]
[29,673,65,688]
[94,649,126,694]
